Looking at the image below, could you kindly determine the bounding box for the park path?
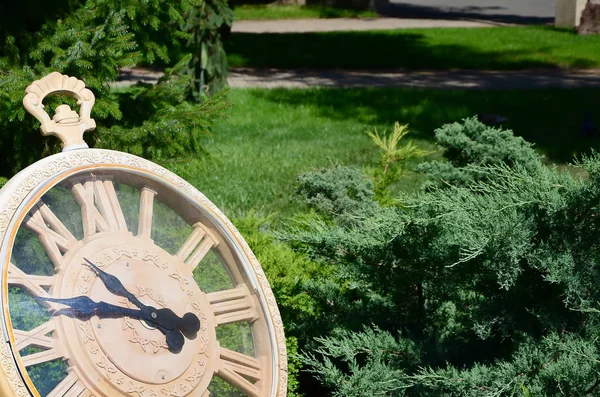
[231,18,498,33]
[115,67,600,90]
[113,15,600,90]
[229,68,600,89]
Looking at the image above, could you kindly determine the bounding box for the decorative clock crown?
[23,72,96,151]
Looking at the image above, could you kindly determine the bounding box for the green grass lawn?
[226,26,600,70]
[234,4,377,20]
[166,87,600,218]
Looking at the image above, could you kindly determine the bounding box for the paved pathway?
[232,18,498,33]
[113,9,598,91]
[115,67,600,90]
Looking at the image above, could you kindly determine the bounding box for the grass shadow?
[226,27,600,70]
[247,87,600,163]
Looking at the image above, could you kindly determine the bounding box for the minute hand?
[83,258,145,309]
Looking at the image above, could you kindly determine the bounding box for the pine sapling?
[366,122,431,204]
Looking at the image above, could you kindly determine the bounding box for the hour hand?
[82,258,145,309]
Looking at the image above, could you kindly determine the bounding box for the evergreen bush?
[0,0,230,177]
[418,116,542,188]
[283,118,600,395]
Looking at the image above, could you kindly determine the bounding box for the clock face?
[4,167,278,397]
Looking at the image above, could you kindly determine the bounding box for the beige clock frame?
[0,75,288,397]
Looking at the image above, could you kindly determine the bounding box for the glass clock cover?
[0,73,286,397]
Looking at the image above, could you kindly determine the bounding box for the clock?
[0,72,287,397]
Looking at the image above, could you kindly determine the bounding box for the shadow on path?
[114,67,600,91]
[384,3,554,25]
[229,68,600,90]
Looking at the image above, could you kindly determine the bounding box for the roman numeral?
[206,285,259,326]
[14,322,55,351]
[176,222,219,271]
[137,187,156,240]
[47,370,87,397]
[21,347,63,367]
[16,322,66,367]
[71,179,128,237]
[8,263,53,299]
[24,202,77,268]
[217,346,262,397]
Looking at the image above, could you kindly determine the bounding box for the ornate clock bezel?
[0,74,288,397]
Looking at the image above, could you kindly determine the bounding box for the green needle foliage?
[366,122,430,204]
[418,117,543,188]
[0,0,230,177]
[97,59,230,162]
[282,118,600,396]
